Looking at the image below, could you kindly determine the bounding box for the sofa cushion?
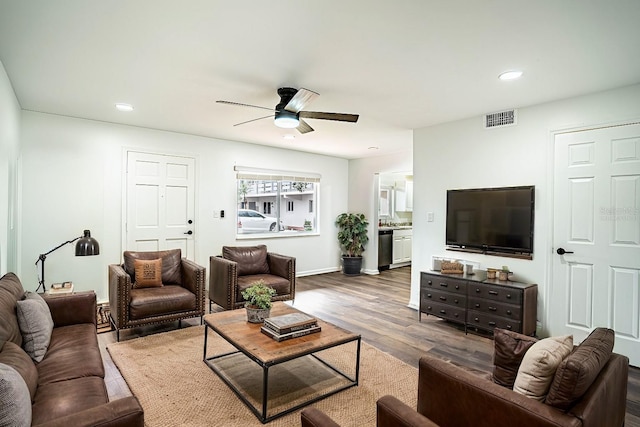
[545,328,614,410]
[223,245,270,276]
[513,334,573,401]
[0,362,32,427]
[492,328,538,388]
[133,258,163,288]
[37,324,105,385]
[237,274,291,303]
[31,376,108,425]
[124,249,182,286]
[0,341,38,400]
[16,291,54,363]
[0,272,25,346]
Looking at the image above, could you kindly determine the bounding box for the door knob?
[184,230,193,235]
[556,247,574,255]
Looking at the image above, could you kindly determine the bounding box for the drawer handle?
[428,281,432,285]
[506,294,512,299]
[439,310,446,314]
[454,313,459,317]
[489,290,499,295]
[475,303,480,308]
[506,325,512,330]
[439,282,448,287]
[489,306,497,311]
[474,317,479,322]
[489,321,496,326]
[475,288,480,293]
[427,293,432,298]
[506,310,512,315]
[439,296,446,301]
[427,306,432,310]
[455,285,460,290]
[454,299,459,304]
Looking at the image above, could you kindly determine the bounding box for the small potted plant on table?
[241,280,276,323]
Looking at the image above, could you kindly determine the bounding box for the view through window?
[236,168,319,236]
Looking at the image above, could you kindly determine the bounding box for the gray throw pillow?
[16,291,54,363]
[0,363,32,427]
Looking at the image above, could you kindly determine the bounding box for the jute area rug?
[107,325,418,427]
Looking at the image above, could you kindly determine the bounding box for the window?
[236,166,320,237]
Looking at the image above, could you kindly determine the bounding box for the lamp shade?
[75,230,100,256]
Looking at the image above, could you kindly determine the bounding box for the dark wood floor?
[98,266,639,426]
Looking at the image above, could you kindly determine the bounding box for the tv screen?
[446,186,535,254]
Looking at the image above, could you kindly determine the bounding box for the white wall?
[0,60,21,275]
[348,147,413,274]
[19,112,349,301]
[413,84,640,335]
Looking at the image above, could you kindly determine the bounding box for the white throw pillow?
[513,335,573,401]
[0,363,32,427]
[16,291,54,363]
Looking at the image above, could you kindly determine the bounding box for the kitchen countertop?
[379,226,412,231]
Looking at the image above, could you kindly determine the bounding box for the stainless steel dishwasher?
[378,229,393,270]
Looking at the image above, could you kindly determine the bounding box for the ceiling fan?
[216,87,359,134]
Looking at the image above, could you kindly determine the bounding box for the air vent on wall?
[484,109,517,129]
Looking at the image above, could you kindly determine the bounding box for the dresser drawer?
[421,275,467,297]
[469,282,522,304]
[421,301,465,323]
[422,289,466,307]
[467,310,521,333]
[468,297,521,320]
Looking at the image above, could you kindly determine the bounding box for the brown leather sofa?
[300,327,628,427]
[301,395,440,427]
[109,249,206,341]
[209,245,295,311]
[0,272,144,426]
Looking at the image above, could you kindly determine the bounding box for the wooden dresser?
[420,271,537,336]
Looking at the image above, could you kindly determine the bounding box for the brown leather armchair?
[109,249,206,341]
[209,245,295,311]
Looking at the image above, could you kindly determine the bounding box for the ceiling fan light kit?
[274,110,299,128]
[217,87,359,134]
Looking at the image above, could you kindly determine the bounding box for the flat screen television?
[446,185,535,255]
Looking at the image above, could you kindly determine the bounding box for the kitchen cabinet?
[395,181,413,212]
[392,229,412,264]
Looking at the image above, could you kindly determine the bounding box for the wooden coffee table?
[203,302,361,423]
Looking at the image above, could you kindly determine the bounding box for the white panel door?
[126,152,196,259]
[551,123,640,366]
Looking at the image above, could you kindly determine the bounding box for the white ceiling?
[1,1,639,159]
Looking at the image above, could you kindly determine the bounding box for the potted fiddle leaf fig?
[241,280,276,323]
[336,212,369,276]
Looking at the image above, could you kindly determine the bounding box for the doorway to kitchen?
[376,172,413,271]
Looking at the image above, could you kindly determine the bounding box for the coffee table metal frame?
[203,304,361,423]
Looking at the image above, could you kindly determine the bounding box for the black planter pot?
[342,256,363,276]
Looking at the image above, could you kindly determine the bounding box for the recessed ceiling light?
[368,146,379,150]
[283,134,295,140]
[499,70,523,81]
[115,103,134,112]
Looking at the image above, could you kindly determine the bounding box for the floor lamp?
[35,230,100,293]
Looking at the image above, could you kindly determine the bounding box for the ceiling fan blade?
[217,100,273,111]
[299,111,359,123]
[284,88,319,113]
[233,114,273,127]
[296,119,314,134]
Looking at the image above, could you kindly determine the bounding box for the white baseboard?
[296,267,340,277]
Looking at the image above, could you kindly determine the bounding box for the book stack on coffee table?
[260,312,321,342]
